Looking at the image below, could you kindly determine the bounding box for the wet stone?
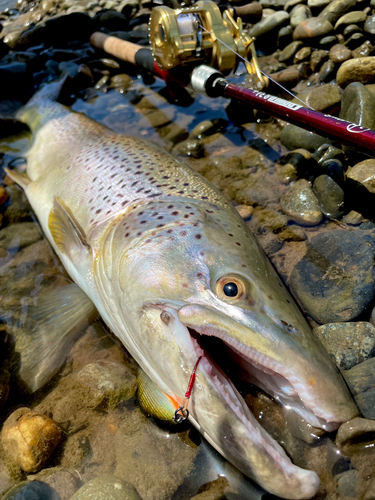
[293,17,333,41]
[190,119,227,139]
[277,25,294,48]
[252,207,288,232]
[336,469,359,498]
[175,139,204,158]
[344,357,375,418]
[343,23,363,37]
[309,48,329,71]
[314,322,375,370]
[0,222,42,251]
[277,226,307,241]
[235,204,253,220]
[352,40,375,59]
[248,10,289,38]
[1,408,62,473]
[290,4,312,29]
[337,56,375,87]
[279,40,303,62]
[336,417,375,448]
[340,82,375,137]
[334,11,367,31]
[365,15,375,35]
[319,59,337,82]
[2,481,61,500]
[70,475,141,500]
[320,158,345,187]
[319,0,359,24]
[0,186,8,205]
[313,144,346,166]
[280,123,331,151]
[31,468,81,500]
[280,179,322,226]
[319,34,339,48]
[108,74,132,90]
[190,477,230,500]
[313,174,344,218]
[329,43,352,62]
[303,83,341,111]
[308,0,330,9]
[289,230,375,323]
[342,210,364,224]
[347,159,375,200]
[294,46,312,63]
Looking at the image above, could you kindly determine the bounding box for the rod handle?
[234,2,262,23]
[90,32,143,64]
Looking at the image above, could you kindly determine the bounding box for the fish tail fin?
[19,283,98,392]
[4,167,31,190]
[16,77,69,133]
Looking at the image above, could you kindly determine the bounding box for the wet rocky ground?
[1,0,375,498]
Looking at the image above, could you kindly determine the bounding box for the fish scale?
[7,80,359,500]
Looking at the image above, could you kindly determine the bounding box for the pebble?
[278,226,307,241]
[175,139,203,158]
[1,481,61,500]
[347,159,375,195]
[314,322,375,370]
[278,25,294,48]
[294,46,312,63]
[310,48,329,71]
[313,143,346,165]
[108,73,132,91]
[235,204,253,220]
[343,23,363,37]
[319,0,359,24]
[1,408,62,473]
[344,357,375,418]
[248,10,289,38]
[0,222,42,251]
[280,179,323,226]
[334,11,367,31]
[336,417,375,448]
[329,43,352,62]
[352,40,375,59]
[190,119,227,139]
[320,158,345,187]
[345,32,366,51]
[313,174,344,218]
[337,56,375,87]
[364,14,375,35]
[289,230,375,323]
[280,123,331,151]
[319,34,338,48]
[290,4,312,29]
[293,17,333,41]
[318,59,336,82]
[69,475,141,500]
[340,82,375,136]
[342,210,364,224]
[279,40,303,62]
[336,469,359,498]
[308,0,330,9]
[303,83,342,111]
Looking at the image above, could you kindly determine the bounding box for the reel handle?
[90,32,142,64]
[233,2,262,24]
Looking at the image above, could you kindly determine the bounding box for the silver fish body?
[8,82,358,499]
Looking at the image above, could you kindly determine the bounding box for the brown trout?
[6,81,358,500]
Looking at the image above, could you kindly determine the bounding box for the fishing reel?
[149,0,267,87]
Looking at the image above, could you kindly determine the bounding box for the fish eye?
[215,276,246,303]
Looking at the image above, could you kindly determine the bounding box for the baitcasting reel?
[149,0,267,86]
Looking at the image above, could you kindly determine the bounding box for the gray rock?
[2,481,61,500]
[280,179,323,226]
[260,0,288,9]
[248,10,290,38]
[0,222,42,251]
[344,357,375,418]
[340,82,375,135]
[319,35,339,48]
[280,123,331,151]
[336,469,359,498]
[313,174,344,218]
[314,322,375,370]
[290,230,375,323]
[70,476,141,500]
[319,0,360,24]
[293,17,333,40]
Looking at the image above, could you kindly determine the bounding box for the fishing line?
[196,23,316,111]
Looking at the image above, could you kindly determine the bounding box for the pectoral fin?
[137,368,179,422]
[4,167,31,190]
[48,196,90,258]
[19,283,99,392]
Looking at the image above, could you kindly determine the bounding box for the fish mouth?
[186,323,340,433]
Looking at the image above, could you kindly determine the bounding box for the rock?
[334,11,367,31]
[345,32,366,50]
[289,230,375,323]
[336,417,375,448]
[236,175,280,206]
[365,14,375,35]
[342,210,363,224]
[336,469,359,498]
[329,43,352,62]
[352,40,375,59]
[340,82,375,144]
[320,159,345,187]
[318,59,337,82]
[279,40,303,62]
[303,84,342,111]
[309,48,329,71]
[313,144,346,165]
[69,475,141,500]
[280,179,323,225]
[248,10,289,38]
[293,17,333,41]
[319,0,359,24]
[313,174,344,218]
[294,46,312,63]
[314,322,375,370]
[319,34,339,48]
[308,0,330,9]
[0,222,42,251]
[278,25,294,48]
[344,357,375,418]
[1,408,62,473]
[276,149,321,181]
[108,73,132,91]
[190,477,230,500]
[280,124,331,151]
[190,119,227,139]
[252,207,288,232]
[235,204,253,220]
[346,159,375,214]
[343,23,363,37]
[1,481,61,500]
[175,139,204,158]
[31,468,81,500]
[337,57,375,87]
[290,4,312,29]
[278,226,307,241]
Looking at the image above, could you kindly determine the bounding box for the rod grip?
[234,2,262,23]
[90,32,143,64]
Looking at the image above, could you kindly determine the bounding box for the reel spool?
[149,0,266,84]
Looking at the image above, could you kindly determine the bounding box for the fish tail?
[16,77,69,134]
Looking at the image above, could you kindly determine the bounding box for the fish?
[5,80,358,500]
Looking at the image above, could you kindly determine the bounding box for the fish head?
[96,198,358,499]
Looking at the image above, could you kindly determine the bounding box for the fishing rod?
[90,0,375,158]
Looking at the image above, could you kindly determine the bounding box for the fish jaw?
[138,305,320,500]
